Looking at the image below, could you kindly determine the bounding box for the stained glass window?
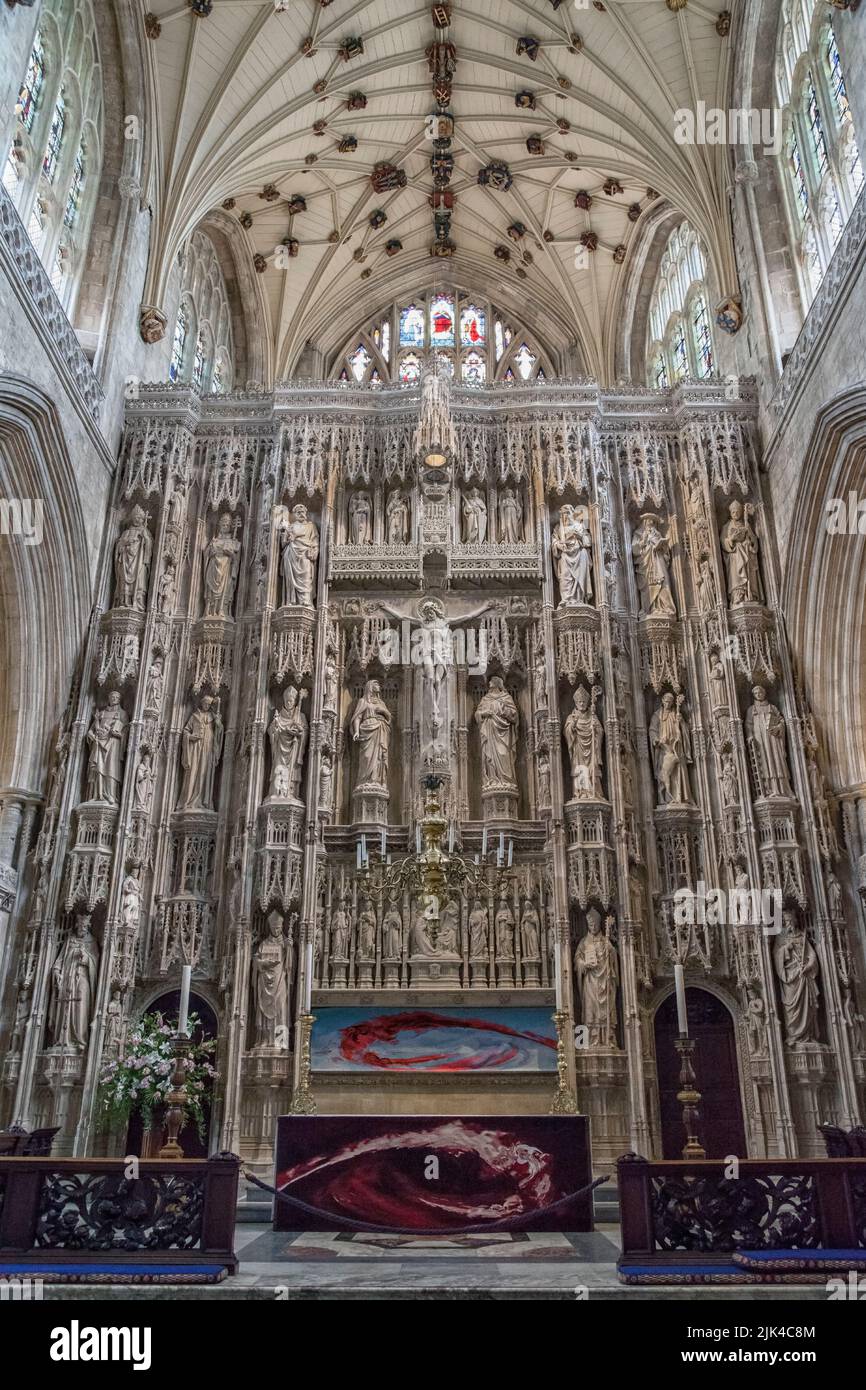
[193,332,206,391]
[823,187,845,247]
[2,149,20,194]
[692,297,713,378]
[654,353,669,390]
[348,343,372,382]
[398,352,421,384]
[212,356,225,395]
[462,351,486,385]
[826,30,849,123]
[514,343,536,380]
[430,294,455,347]
[169,303,188,382]
[789,132,809,215]
[460,305,486,347]
[399,304,425,347]
[806,74,829,179]
[19,37,45,133]
[671,320,688,382]
[50,246,66,295]
[43,93,66,182]
[380,321,391,361]
[494,320,512,361]
[503,367,515,382]
[27,198,46,251]
[64,146,85,229]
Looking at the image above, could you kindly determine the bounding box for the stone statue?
[633,514,676,618]
[133,751,154,811]
[462,487,488,543]
[357,899,377,959]
[720,499,762,605]
[495,898,515,960]
[113,505,152,611]
[475,676,518,789]
[331,903,350,960]
[745,686,794,800]
[438,898,460,955]
[103,988,125,1058]
[685,472,712,558]
[323,653,339,712]
[720,750,738,808]
[826,869,844,921]
[349,491,373,546]
[574,910,619,1047]
[409,904,439,958]
[252,910,292,1049]
[499,487,523,542]
[157,557,177,615]
[319,745,334,811]
[49,915,98,1049]
[649,693,693,805]
[697,557,716,611]
[145,654,164,711]
[386,490,409,544]
[203,513,240,618]
[85,692,129,804]
[279,504,319,606]
[551,504,593,605]
[537,746,552,809]
[177,695,224,811]
[773,912,820,1045]
[350,679,391,787]
[564,685,605,800]
[469,899,489,958]
[120,873,141,932]
[267,685,308,800]
[382,901,403,959]
[520,900,541,961]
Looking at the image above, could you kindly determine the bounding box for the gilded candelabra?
[549,1009,580,1114]
[158,1035,191,1158]
[289,1012,317,1114]
[675,1035,706,1159]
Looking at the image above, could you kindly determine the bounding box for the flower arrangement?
[98,1011,217,1140]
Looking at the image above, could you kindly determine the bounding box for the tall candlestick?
[481,828,488,858]
[303,941,313,1014]
[674,963,688,1036]
[177,964,192,1036]
[554,951,564,1011]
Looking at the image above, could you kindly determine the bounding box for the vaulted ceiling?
[140,0,739,382]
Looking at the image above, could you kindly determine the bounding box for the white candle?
[499,831,505,860]
[481,828,488,858]
[177,964,192,1036]
[507,838,513,867]
[674,963,688,1036]
[356,840,362,869]
[554,953,564,1012]
[303,941,313,1013]
[416,824,422,853]
[448,821,455,852]
[474,853,479,865]
[361,833,367,864]
[380,828,386,858]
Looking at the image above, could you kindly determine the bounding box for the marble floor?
[37,1224,831,1300]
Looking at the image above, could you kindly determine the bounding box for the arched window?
[166,231,235,393]
[645,222,716,386]
[2,1,104,318]
[775,9,863,306]
[334,289,552,384]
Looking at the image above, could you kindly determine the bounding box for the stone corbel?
[139,306,167,345]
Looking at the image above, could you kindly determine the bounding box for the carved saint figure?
[495,898,515,960]
[49,915,98,1049]
[499,487,523,543]
[552,504,593,606]
[319,746,334,812]
[267,685,308,800]
[252,911,292,1049]
[145,654,164,711]
[177,696,224,811]
[382,901,403,960]
[476,676,518,789]
[357,899,377,960]
[349,491,373,546]
[520,901,541,961]
[438,899,460,955]
[745,686,794,800]
[649,692,693,805]
[113,505,152,611]
[564,686,605,800]
[720,499,762,606]
[462,487,488,543]
[120,873,141,933]
[157,557,177,615]
[203,513,240,618]
[574,910,619,1047]
[469,899,489,959]
[323,653,339,713]
[133,751,154,810]
[279,504,319,607]
[633,514,676,617]
[386,490,409,544]
[773,911,820,1045]
[720,750,738,808]
[85,691,129,804]
[350,679,391,787]
[331,903,350,960]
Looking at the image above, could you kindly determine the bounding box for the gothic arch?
[195,211,271,388]
[782,385,866,792]
[0,377,91,796]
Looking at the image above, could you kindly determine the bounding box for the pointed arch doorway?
[654,988,746,1159]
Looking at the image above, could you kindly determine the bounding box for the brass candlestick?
[158,1035,191,1159]
[549,1010,580,1114]
[675,1035,706,1159]
[289,1013,317,1114]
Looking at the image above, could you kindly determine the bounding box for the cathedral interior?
[1,0,866,1309]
